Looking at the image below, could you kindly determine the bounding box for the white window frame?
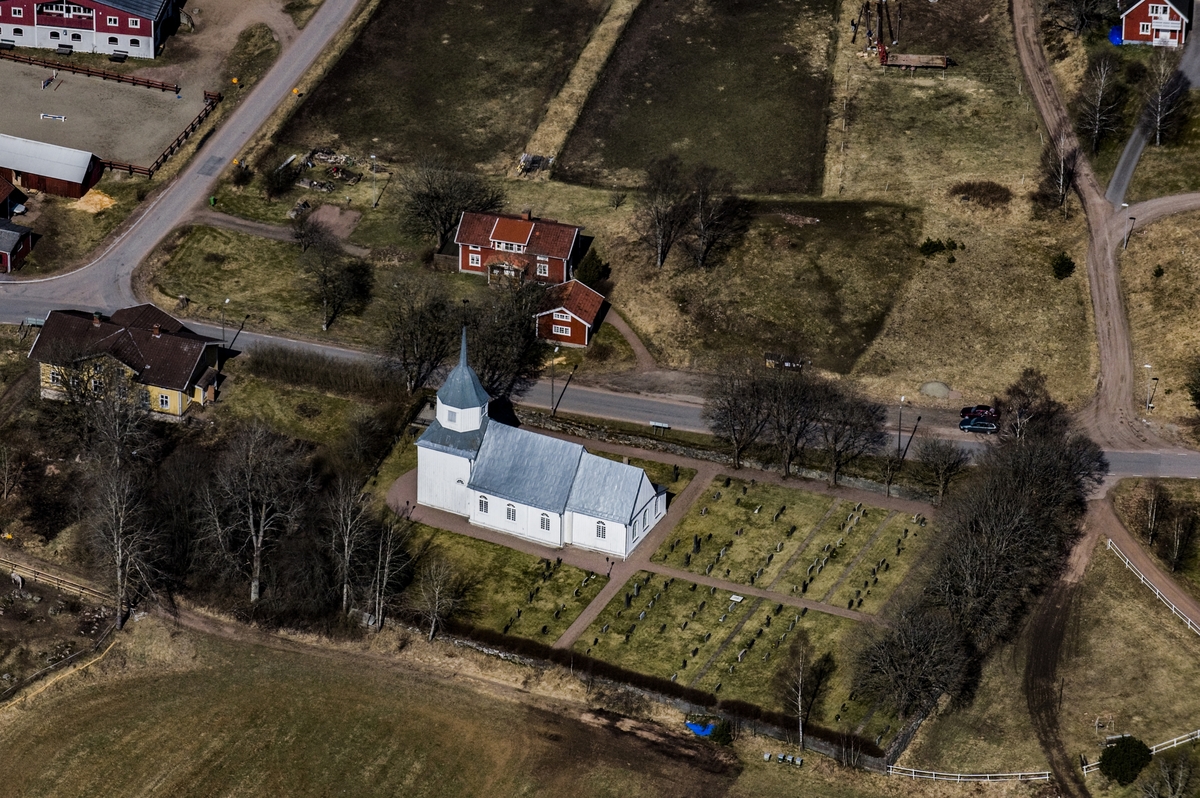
[128,17,139,27]
[479,495,489,514]
[540,513,550,531]
[50,30,60,38]
[596,521,606,539]
[12,26,21,34]
[1141,21,1153,33]
[107,14,117,24]
[469,254,481,267]
[70,31,80,40]
[506,504,517,522]
[50,369,61,385]
[10,7,21,17]
[447,409,457,423]
[553,311,572,322]
[469,245,481,251]
[158,394,170,410]
[552,324,571,336]
[108,35,118,44]
[129,38,139,46]
[536,262,549,278]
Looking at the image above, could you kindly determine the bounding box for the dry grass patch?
[1124,91,1200,202]
[1112,478,1200,601]
[1058,539,1200,760]
[1117,209,1200,430]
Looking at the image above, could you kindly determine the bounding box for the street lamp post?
[897,395,905,458]
[550,345,560,416]
[1124,216,1136,250]
[370,154,378,208]
[1144,364,1155,412]
[221,297,230,342]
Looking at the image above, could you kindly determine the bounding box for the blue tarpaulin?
[1109,25,1123,45]
[686,722,715,737]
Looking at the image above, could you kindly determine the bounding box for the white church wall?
[417,447,473,515]
[436,400,483,433]
[469,491,562,547]
[568,511,629,559]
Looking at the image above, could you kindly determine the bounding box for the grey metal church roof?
[416,417,489,458]
[468,422,584,512]
[437,328,490,410]
[566,453,650,524]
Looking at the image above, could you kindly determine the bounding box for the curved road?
[0,0,363,320]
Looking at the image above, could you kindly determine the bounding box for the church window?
[540,513,550,531]
[479,495,489,513]
[447,409,457,423]
[642,509,648,527]
[596,521,606,539]
[506,504,517,522]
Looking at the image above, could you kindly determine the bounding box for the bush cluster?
[948,181,1013,208]
[246,344,403,401]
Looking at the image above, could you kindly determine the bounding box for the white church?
[416,332,668,559]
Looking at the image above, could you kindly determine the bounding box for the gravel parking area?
[0,59,206,165]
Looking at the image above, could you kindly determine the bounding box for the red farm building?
[535,280,606,348]
[0,134,102,199]
[1121,0,1190,46]
[0,0,174,58]
[454,210,585,285]
[0,219,34,272]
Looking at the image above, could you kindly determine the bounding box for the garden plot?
[411,526,607,642]
[778,502,889,601]
[822,513,920,615]
[650,477,836,589]
[575,571,753,682]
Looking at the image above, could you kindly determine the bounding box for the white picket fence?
[1105,538,1200,637]
[1082,728,1200,777]
[886,766,1050,782]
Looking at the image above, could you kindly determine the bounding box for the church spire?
[459,326,468,368]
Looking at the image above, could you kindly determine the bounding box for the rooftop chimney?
[152,323,161,338]
[520,209,532,221]
[92,312,100,327]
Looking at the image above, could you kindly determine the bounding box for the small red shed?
[536,280,606,348]
[1121,0,1190,47]
[0,220,33,272]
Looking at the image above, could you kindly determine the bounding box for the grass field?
[1117,210,1200,432]
[412,526,607,642]
[1112,479,1200,601]
[1058,540,1200,762]
[556,0,836,193]
[1124,94,1200,201]
[20,176,147,275]
[821,0,1095,405]
[898,641,1050,773]
[817,512,913,614]
[144,225,377,347]
[277,0,607,172]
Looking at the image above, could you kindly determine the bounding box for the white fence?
[886,766,1050,782]
[1105,539,1200,637]
[1082,728,1200,777]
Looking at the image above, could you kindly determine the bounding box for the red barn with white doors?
[0,0,173,58]
[1121,0,1190,47]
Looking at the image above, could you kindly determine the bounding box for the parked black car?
[959,417,999,434]
[960,404,998,419]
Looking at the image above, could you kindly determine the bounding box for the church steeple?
[435,327,489,432]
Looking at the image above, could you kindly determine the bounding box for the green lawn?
[215,362,364,447]
[412,526,607,642]
[650,477,837,590]
[366,434,419,511]
[778,503,888,602]
[821,512,916,615]
[21,175,146,275]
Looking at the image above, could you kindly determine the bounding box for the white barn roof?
[0,134,95,185]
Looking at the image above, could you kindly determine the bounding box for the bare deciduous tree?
[291,213,335,254]
[854,607,968,717]
[299,248,373,332]
[467,285,547,399]
[1142,51,1191,147]
[773,631,836,749]
[765,369,822,479]
[1036,132,1079,210]
[1045,0,1107,35]
[703,362,770,470]
[815,385,886,487]
[369,514,413,629]
[682,166,748,270]
[635,155,692,268]
[87,466,158,630]
[326,476,374,614]
[1158,502,1196,574]
[202,422,309,604]
[1138,747,1196,798]
[1136,479,1171,547]
[915,437,972,503]
[381,272,458,393]
[1077,56,1124,154]
[0,443,23,502]
[399,157,506,250]
[407,554,468,641]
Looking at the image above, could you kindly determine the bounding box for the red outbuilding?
[454,210,584,285]
[0,220,34,272]
[535,280,606,348]
[0,0,174,59]
[0,134,102,199]
[1121,0,1190,47]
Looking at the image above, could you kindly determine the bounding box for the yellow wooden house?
[29,305,220,418]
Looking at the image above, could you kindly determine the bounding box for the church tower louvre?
[434,328,490,433]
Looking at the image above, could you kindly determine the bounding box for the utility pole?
[370,154,378,208]
[1124,216,1136,249]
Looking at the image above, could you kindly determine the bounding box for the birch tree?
[87,467,158,630]
[1142,51,1190,147]
[408,555,467,641]
[1076,56,1123,154]
[326,476,374,614]
[635,155,692,268]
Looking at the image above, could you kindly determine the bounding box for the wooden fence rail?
[0,622,115,704]
[886,766,1050,782]
[0,555,110,602]
[1106,538,1200,637]
[0,49,179,92]
[100,91,222,178]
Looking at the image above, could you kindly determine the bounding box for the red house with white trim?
[1121,0,1190,47]
[535,280,606,348]
[454,210,584,285]
[0,0,174,59]
[0,220,34,272]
